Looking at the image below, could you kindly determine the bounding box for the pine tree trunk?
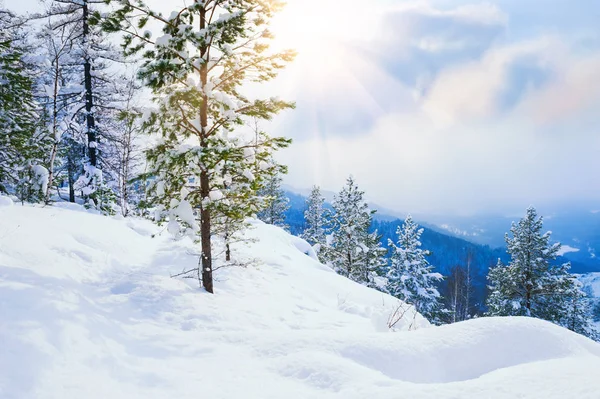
[82,0,97,167]
[199,5,213,293]
[225,217,231,262]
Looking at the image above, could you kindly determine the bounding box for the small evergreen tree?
[301,185,326,253]
[323,176,386,287]
[386,215,444,324]
[486,206,596,338]
[257,172,289,229]
[363,228,388,290]
[560,281,597,339]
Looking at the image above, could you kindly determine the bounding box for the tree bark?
[82,0,97,167]
[68,156,75,202]
[199,5,213,293]
[46,59,60,204]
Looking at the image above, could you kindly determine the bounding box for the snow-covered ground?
[1,200,600,399]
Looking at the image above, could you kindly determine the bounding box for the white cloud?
[270,1,600,214]
[516,55,600,124]
[421,36,563,126]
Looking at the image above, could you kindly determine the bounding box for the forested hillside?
[286,190,594,313]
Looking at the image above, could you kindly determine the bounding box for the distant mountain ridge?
[284,187,600,274]
[417,208,600,273]
[284,189,600,312]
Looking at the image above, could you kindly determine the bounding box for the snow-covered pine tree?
[386,215,444,324]
[486,258,510,315]
[212,129,290,262]
[36,0,129,211]
[363,228,388,290]
[301,185,326,254]
[486,206,595,338]
[100,0,295,292]
[257,172,289,229]
[487,206,569,317]
[559,280,597,339]
[323,176,386,287]
[0,9,49,198]
[323,176,370,278]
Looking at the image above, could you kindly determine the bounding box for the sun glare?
[270,0,365,57]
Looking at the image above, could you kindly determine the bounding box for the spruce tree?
[301,185,326,253]
[363,228,388,290]
[100,0,295,292]
[257,172,289,229]
[323,176,386,287]
[486,206,595,338]
[386,215,444,324]
[560,281,597,339]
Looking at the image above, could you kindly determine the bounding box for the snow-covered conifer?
[100,0,295,292]
[323,176,387,287]
[486,207,596,338]
[363,229,388,290]
[386,215,444,324]
[560,281,597,339]
[257,172,289,229]
[301,185,326,253]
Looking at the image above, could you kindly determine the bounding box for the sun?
[270,0,365,57]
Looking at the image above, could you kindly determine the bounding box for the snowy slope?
[1,200,600,399]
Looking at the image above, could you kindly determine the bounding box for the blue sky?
[12,0,600,215]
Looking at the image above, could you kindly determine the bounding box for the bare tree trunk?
[199,5,213,293]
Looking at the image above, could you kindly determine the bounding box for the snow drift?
[1,201,600,399]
